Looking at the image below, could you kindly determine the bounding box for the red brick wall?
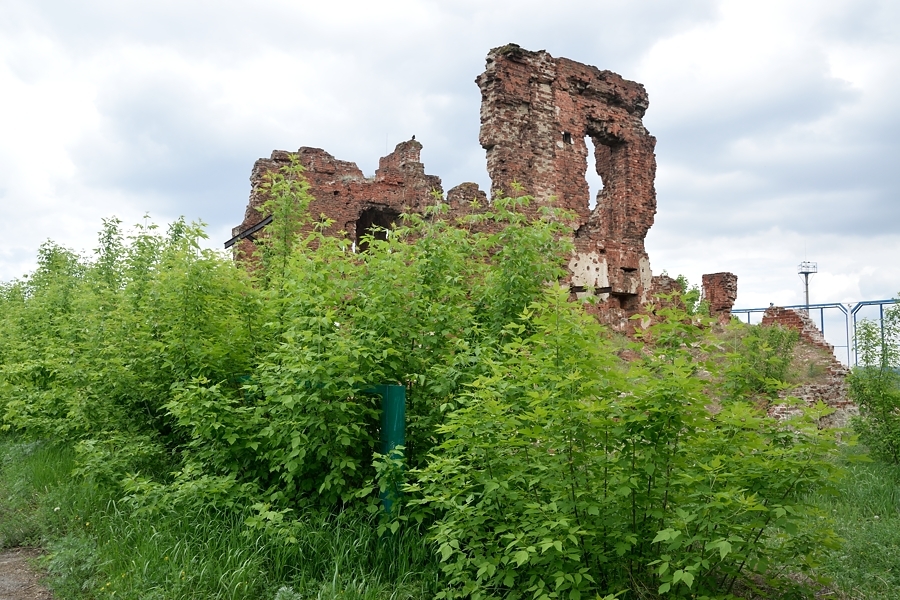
[761,307,835,355]
[702,272,738,322]
[476,44,657,324]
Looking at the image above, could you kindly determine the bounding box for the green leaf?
[439,543,453,562]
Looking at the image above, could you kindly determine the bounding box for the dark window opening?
[621,267,637,273]
[356,206,399,252]
[610,293,639,311]
[563,131,573,144]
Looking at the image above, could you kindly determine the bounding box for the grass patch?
[0,437,83,548]
[812,451,900,599]
[0,434,441,599]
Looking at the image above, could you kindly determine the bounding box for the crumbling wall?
[761,306,854,426]
[477,44,657,325]
[761,307,835,354]
[649,274,682,297]
[702,272,739,323]
[231,140,449,259]
[232,44,665,330]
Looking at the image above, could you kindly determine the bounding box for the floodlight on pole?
[798,261,817,313]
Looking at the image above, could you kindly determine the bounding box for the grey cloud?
[650,74,858,156]
[649,71,899,241]
[2,0,898,309]
[814,0,900,44]
[69,79,252,217]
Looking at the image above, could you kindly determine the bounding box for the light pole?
[798,261,817,314]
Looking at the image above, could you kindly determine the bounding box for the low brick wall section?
[761,306,835,355]
[761,306,854,426]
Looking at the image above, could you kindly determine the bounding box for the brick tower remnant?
[702,272,739,323]
[476,44,658,321]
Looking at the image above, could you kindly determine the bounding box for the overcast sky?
[2,0,898,315]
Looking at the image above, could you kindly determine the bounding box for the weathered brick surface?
[761,307,835,355]
[233,44,661,329]
[702,272,738,322]
[761,307,853,425]
[649,275,683,297]
[232,140,445,260]
[477,44,657,325]
[446,182,488,210]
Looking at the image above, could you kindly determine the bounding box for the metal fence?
[731,299,898,366]
[851,300,900,365]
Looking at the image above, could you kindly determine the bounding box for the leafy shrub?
[851,303,900,463]
[674,274,706,316]
[724,324,798,401]
[0,217,264,526]
[410,293,839,599]
[163,177,578,507]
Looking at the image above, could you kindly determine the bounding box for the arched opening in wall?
[584,136,605,210]
[356,206,400,252]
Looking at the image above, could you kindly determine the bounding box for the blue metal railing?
[731,299,899,366]
[851,300,899,366]
[731,302,851,365]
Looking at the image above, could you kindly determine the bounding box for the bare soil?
[0,548,53,600]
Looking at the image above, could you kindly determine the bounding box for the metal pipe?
[845,304,851,366]
[378,384,406,515]
[804,273,810,313]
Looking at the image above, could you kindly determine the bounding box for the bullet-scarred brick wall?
[477,44,657,326]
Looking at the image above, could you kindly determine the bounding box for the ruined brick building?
[230,44,738,328]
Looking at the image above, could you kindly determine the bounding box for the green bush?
[851,302,900,463]
[410,293,839,599]
[0,162,844,598]
[674,274,705,316]
[724,323,798,401]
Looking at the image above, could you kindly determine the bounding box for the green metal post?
[372,384,405,514]
[379,384,406,457]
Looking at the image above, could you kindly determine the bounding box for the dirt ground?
[0,548,53,600]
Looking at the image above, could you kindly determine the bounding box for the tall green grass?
[0,437,84,548]
[812,452,900,599]
[0,434,441,599]
[8,436,900,600]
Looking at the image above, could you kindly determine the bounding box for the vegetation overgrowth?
[810,450,900,600]
[850,303,900,464]
[0,163,856,599]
